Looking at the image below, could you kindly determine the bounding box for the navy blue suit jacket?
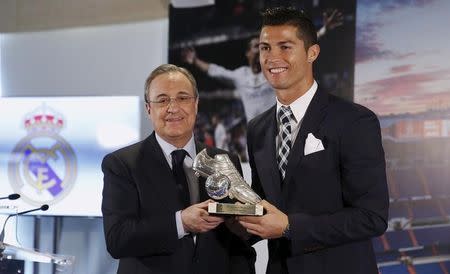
[247,88,389,274]
[102,132,255,274]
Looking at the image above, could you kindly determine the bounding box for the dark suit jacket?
[102,132,255,274]
[247,88,389,274]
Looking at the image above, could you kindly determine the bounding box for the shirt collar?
[155,133,196,163]
[276,80,318,123]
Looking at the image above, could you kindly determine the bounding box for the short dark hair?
[261,6,317,50]
[144,64,198,103]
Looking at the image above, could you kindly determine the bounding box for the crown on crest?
[24,104,64,134]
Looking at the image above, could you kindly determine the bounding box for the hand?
[181,200,224,233]
[224,209,251,240]
[237,200,288,239]
[180,47,196,64]
[322,9,344,31]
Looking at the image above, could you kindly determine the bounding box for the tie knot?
[171,149,187,166]
[278,106,293,125]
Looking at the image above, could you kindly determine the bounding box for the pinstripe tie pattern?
[277,106,293,180]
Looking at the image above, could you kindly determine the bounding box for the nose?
[166,98,181,112]
[261,49,280,65]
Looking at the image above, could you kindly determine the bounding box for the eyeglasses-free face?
[146,72,198,148]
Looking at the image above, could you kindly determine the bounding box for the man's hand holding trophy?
[193,149,264,216]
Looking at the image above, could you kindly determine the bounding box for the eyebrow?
[154,91,192,98]
[278,40,295,46]
[259,40,295,46]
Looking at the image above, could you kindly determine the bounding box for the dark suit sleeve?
[101,153,179,259]
[289,110,389,255]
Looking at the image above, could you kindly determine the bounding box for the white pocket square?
[304,133,325,156]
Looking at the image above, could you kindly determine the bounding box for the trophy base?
[208,202,264,216]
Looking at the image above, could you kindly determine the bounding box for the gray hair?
[144,64,198,103]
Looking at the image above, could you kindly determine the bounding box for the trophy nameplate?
[208,202,264,216]
[193,149,264,216]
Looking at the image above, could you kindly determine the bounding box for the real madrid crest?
[8,104,77,207]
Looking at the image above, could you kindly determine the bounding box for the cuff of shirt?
[176,210,189,239]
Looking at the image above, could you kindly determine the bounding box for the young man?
[238,7,389,274]
[102,64,255,274]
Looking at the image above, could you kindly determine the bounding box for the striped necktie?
[277,106,294,180]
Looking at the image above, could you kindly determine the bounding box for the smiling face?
[146,71,198,148]
[259,24,319,104]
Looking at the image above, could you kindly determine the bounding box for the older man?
[101,64,255,274]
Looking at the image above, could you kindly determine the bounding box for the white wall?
[1,20,167,96]
[1,19,168,136]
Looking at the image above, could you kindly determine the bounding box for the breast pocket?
[302,149,329,169]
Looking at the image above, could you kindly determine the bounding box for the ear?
[307,44,320,63]
[145,102,151,115]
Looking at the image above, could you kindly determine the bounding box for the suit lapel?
[139,133,180,212]
[253,106,283,207]
[283,88,329,186]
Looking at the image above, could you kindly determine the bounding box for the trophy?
[192,149,263,216]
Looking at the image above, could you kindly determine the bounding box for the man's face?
[146,72,198,147]
[259,24,318,97]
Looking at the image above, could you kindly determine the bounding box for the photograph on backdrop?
[355,0,450,272]
[169,0,356,161]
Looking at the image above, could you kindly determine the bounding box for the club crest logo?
[8,105,77,206]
